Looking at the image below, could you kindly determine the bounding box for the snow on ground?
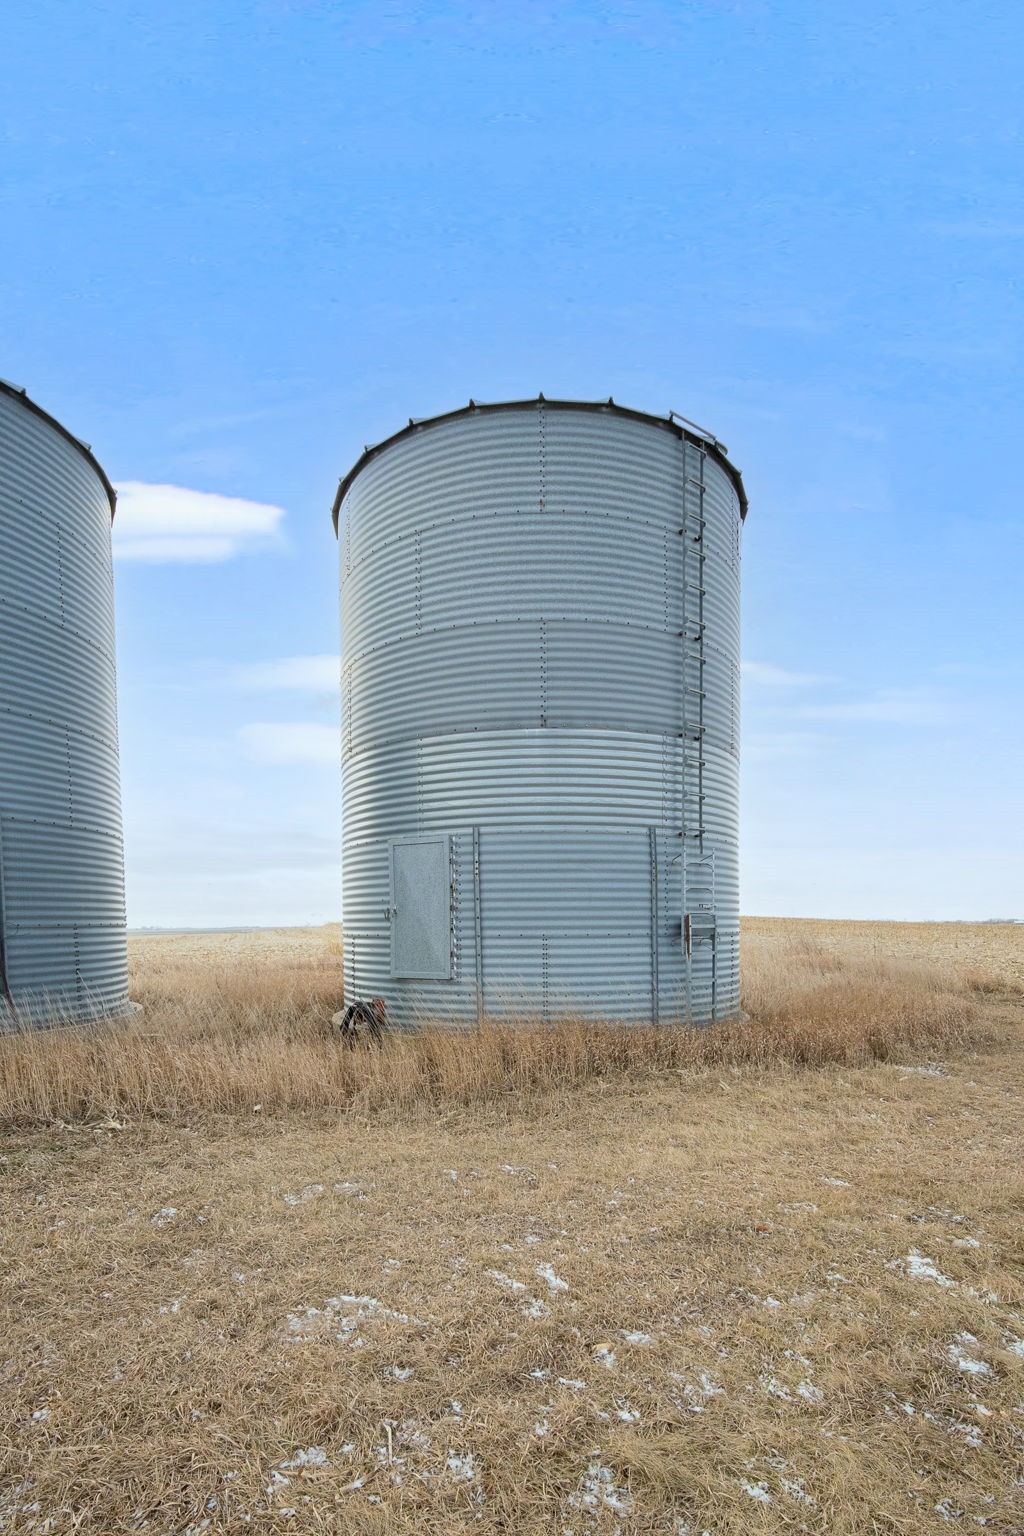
[285,1293,418,1345]
[572,1460,633,1516]
[283,1183,324,1206]
[947,1334,991,1376]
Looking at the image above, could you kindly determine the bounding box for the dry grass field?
[1,920,1022,1534]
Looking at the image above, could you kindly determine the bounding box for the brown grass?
[0,919,1022,1534]
[0,923,986,1127]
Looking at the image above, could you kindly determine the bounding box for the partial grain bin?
[0,380,130,1028]
[332,397,747,1027]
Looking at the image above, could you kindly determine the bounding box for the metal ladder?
[679,437,718,1020]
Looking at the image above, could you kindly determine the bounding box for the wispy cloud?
[239,722,338,764]
[790,688,950,725]
[743,729,829,761]
[742,661,826,687]
[235,655,340,691]
[113,482,286,563]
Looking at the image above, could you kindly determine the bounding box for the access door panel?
[390,836,451,980]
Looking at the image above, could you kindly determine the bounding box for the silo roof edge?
[330,396,748,534]
[0,378,117,519]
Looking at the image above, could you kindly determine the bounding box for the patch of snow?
[280,1446,328,1471]
[740,1479,772,1503]
[593,1344,617,1369]
[780,1475,815,1505]
[533,1418,549,1437]
[523,1297,549,1319]
[797,1379,824,1404]
[286,1293,417,1344]
[557,1377,586,1391]
[385,1365,414,1380]
[895,1064,946,1077]
[821,1177,850,1188]
[922,1408,983,1449]
[954,1236,981,1248]
[445,1450,476,1481]
[536,1263,568,1293]
[615,1401,641,1423]
[283,1184,324,1207]
[948,1335,991,1376]
[572,1460,633,1516]
[760,1374,793,1402]
[150,1206,178,1226]
[486,1269,526,1293]
[936,1497,964,1521]
[620,1329,654,1345]
[902,1251,956,1287]
[1006,1338,1024,1358]
[672,1370,724,1413]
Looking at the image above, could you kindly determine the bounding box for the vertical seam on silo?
[414,529,422,634]
[539,618,547,727]
[472,826,483,1023]
[541,933,549,1023]
[450,835,458,981]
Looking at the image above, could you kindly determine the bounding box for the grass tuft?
[0,926,982,1127]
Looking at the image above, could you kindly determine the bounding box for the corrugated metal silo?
[0,380,130,1028]
[332,398,747,1027]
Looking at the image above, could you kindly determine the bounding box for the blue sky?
[2,0,1021,925]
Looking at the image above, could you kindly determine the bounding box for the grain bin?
[332,397,747,1027]
[0,380,130,1028]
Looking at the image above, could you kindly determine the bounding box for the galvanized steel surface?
[337,398,745,1027]
[0,383,129,1027]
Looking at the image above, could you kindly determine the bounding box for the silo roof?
[331,395,748,534]
[0,378,117,519]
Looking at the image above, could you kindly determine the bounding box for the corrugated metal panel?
[0,387,129,1029]
[337,399,744,1028]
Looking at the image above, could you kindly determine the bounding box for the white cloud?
[742,661,826,687]
[239,722,338,764]
[113,482,286,563]
[236,655,340,691]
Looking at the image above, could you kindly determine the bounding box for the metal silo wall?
[340,402,741,1027]
[0,391,129,1028]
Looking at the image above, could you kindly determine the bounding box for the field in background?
[0,920,1022,1533]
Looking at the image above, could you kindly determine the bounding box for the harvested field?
[0,919,1022,1533]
